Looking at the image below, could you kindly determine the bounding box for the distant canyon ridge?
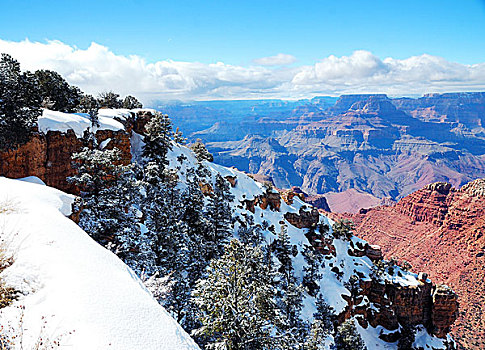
[158,92,485,212]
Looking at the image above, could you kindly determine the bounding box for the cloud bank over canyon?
[2,38,484,103]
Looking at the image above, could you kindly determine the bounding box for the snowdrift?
[0,177,199,350]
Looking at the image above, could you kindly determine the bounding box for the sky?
[1,0,485,102]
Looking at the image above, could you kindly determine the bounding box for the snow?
[413,326,451,349]
[163,142,451,349]
[18,176,46,186]
[0,177,199,350]
[37,109,128,137]
[356,322,399,349]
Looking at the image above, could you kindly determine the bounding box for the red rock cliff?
[338,179,485,349]
[0,127,132,194]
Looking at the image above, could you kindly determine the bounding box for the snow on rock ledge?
[0,177,199,350]
[38,109,126,137]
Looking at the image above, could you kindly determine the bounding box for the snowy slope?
[165,143,452,350]
[0,177,199,350]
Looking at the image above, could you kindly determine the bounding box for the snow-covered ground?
[0,177,199,350]
[165,141,453,350]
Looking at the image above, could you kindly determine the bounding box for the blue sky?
[2,0,484,65]
[1,0,484,101]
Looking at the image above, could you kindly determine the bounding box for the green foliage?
[173,127,187,145]
[335,319,367,350]
[205,174,235,260]
[332,220,354,240]
[97,91,122,108]
[190,139,213,162]
[142,112,173,169]
[122,95,142,109]
[302,244,322,297]
[192,239,277,350]
[34,69,81,112]
[77,94,100,113]
[304,320,328,350]
[313,294,335,333]
[0,53,42,150]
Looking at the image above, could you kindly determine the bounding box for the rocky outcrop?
[338,178,485,349]
[280,186,306,205]
[350,278,458,339]
[225,175,237,188]
[284,206,319,229]
[241,190,282,213]
[258,190,281,211]
[199,182,213,196]
[0,128,131,193]
[305,194,331,212]
[364,244,383,261]
[432,285,459,338]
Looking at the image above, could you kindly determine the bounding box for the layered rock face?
[393,92,485,128]
[207,94,485,202]
[338,179,485,349]
[355,278,458,339]
[242,183,459,341]
[0,123,133,194]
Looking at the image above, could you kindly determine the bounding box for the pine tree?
[122,95,142,109]
[302,244,323,297]
[34,69,81,112]
[192,239,277,350]
[304,320,328,350]
[0,53,42,150]
[237,215,264,247]
[77,94,100,113]
[173,127,187,145]
[190,139,213,162]
[142,112,173,169]
[273,224,305,346]
[98,91,122,108]
[205,174,235,260]
[334,319,367,350]
[332,220,354,240]
[313,294,335,334]
[69,147,149,274]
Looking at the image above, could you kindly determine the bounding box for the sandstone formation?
[284,206,320,229]
[242,189,282,213]
[0,128,131,193]
[336,179,485,349]
[195,93,485,201]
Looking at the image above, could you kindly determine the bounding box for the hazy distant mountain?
[157,93,485,204]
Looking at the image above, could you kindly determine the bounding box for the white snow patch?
[38,109,127,137]
[0,177,199,350]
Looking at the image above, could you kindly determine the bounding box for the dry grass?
[0,199,20,216]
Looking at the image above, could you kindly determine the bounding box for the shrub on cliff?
[332,219,354,240]
[97,91,122,108]
[0,53,42,151]
[190,139,213,162]
[335,319,367,350]
[34,69,82,113]
[122,95,143,109]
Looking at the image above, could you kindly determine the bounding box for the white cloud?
[1,38,484,103]
[253,53,297,66]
